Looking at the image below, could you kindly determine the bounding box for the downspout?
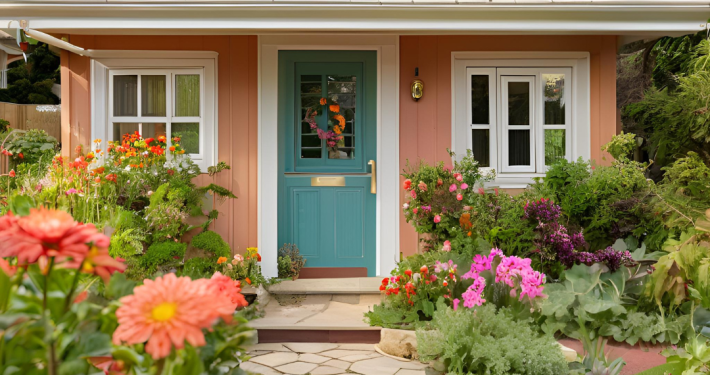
[5,20,95,57]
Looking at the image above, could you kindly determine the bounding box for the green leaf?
[565,264,603,294]
[105,273,137,300]
[422,299,435,317]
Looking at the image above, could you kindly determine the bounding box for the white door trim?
[258,35,400,278]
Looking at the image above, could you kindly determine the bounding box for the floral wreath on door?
[303,97,347,159]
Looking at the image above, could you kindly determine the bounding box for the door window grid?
[466,67,573,174]
[298,74,357,161]
[108,69,204,158]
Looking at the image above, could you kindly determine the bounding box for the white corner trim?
[451,51,591,187]
[88,50,219,59]
[258,35,399,278]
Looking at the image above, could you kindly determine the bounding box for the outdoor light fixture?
[411,67,423,101]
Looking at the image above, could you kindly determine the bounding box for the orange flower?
[333,114,346,127]
[217,256,227,264]
[8,170,15,178]
[459,213,472,230]
[320,98,327,105]
[62,245,126,283]
[329,104,340,113]
[112,274,227,359]
[333,126,342,135]
[202,272,248,322]
[245,277,252,285]
[169,146,176,152]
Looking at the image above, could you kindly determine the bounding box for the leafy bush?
[602,131,637,161]
[191,230,230,258]
[183,256,218,279]
[277,243,306,279]
[416,302,568,375]
[2,129,58,168]
[0,118,9,133]
[139,241,186,273]
[540,263,689,345]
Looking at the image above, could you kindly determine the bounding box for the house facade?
[1,0,706,278]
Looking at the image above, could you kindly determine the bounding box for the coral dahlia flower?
[62,245,126,283]
[113,274,229,359]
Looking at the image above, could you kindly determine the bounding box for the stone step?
[266,277,382,295]
[252,293,383,343]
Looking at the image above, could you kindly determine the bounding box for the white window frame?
[499,73,536,173]
[91,52,217,172]
[452,53,590,188]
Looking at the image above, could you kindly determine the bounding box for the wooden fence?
[0,102,61,174]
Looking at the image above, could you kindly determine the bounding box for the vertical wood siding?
[398,35,618,257]
[60,35,259,254]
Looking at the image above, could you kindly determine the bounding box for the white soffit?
[0,1,708,35]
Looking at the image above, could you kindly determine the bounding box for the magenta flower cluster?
[525,198,635,272]
[456,248,546,310]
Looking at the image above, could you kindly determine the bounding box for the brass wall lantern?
[411,67,423,101]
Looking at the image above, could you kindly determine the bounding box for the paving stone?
[336,343,376,350]
[310,366,348,375]
[249,352,299,367]
[339,353,381,362]
[322,359,351,370]
[396,370,427,375]
[247,350,274,357]
[349,357,429,375]
[320,349,374,359]
[297,353,330,364]
[249,343,292,352]
[239,361,283,375]
[283,342,338,353]
[274,361,318,375]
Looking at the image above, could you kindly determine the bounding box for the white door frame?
[258,35,400,278]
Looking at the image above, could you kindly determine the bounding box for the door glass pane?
[545,129,566,166]
[300,74,322,159]
[471,75,489,125]
[507,81,530,125]
[142,123,167,139]
[544,74,565,125]
[327,75,356,159]
[172,123,200,154]
[113,75,137,116]
[471,129,490,167]
[113,123,139,143]
[141,75,166,117]
[509,130,531,166]
[175,74,200,117]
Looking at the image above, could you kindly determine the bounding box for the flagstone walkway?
[242,342,431,375]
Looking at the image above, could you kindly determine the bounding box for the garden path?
[242,342,432,375]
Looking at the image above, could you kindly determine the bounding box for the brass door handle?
[368,160,376,194]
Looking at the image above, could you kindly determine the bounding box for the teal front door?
[278,51,377,276]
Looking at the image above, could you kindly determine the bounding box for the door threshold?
[298,267,368,279]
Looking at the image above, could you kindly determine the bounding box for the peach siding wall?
[60,35,259,254]
[398,35,618,257]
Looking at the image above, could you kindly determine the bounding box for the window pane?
[141,75,166,117]
[508,82,530,125]
[327,75,356,160]
[300,74,323,159]
[142,123,167,139]
[175,75,200,117]
[172,123,200,154]
[471,129,490,168]
[471,75,489,124]
[113,75,137,116]
[545,129,566,165]
[113,123,139,142]
[509,130,531,166]
[544,74,565,125]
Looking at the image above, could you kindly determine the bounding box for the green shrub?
[416,302,568,375]
[2,129,58,168]
[183,256,217,279]
[602,132,637,161]
[139,241,186,272]
[191,230,230,258]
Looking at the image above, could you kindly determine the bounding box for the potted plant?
[278,243,306,280]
